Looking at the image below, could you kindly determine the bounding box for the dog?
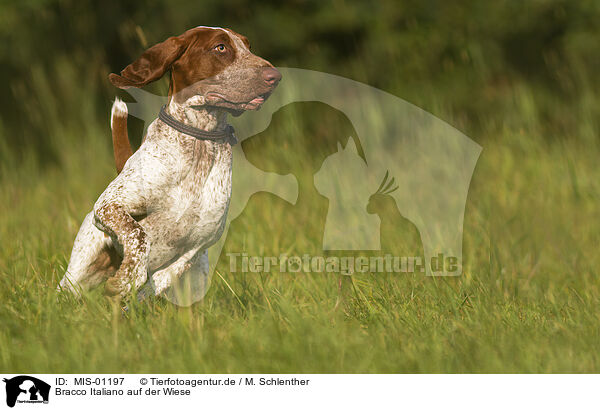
[58,26,281,300]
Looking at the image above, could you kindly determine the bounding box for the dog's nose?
[262,67,282,86]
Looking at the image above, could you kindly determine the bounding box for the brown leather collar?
[159,105,237,145]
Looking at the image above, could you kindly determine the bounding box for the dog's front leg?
[94,202,148,297]
[139,248,205,301]
[90,139,177,298]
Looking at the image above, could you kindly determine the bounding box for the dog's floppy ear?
[109,34,188,89]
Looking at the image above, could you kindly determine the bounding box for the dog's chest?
[164,138,233,247]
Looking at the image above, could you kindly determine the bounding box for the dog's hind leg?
[58,212,121,296]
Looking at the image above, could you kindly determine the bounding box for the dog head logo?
[121,67,482,306]
[2,376,50,407]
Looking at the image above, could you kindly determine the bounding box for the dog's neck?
[166,98,228,133]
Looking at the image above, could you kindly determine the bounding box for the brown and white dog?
[58,26,281,300]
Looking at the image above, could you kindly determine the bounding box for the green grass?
[1,102,600,373]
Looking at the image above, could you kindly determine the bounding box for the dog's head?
[109,26,281,114]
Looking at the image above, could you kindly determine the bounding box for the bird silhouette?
[367,171,424,268]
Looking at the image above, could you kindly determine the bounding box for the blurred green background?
[1,1,600,373]
[1,0,599,163]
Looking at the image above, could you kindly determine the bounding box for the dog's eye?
[214,44,227,53]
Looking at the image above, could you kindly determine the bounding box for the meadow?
[1,0,599,373]
[1,94,599,373]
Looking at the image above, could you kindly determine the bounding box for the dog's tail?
[111,98,133,174]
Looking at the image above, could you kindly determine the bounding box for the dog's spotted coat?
[59,26,281,299]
